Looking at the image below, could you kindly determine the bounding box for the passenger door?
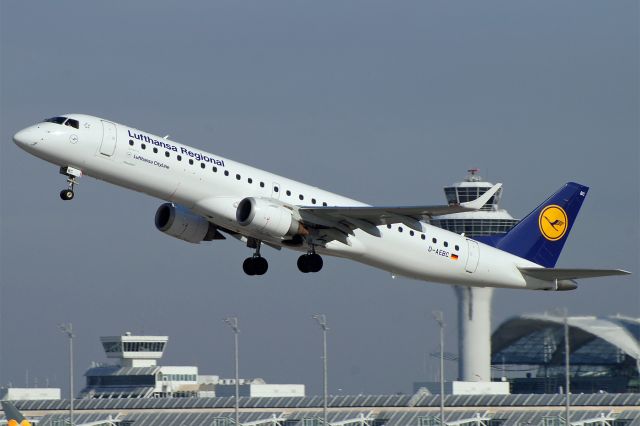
[465,240,480,273]
[99,120,117,157]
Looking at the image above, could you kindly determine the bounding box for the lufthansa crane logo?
[538,205,568,241]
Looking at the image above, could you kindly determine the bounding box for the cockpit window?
[65,119,79,129]
[44,117,68,125]
[43,116,80,129]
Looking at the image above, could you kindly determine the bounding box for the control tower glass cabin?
[430,169,519,237]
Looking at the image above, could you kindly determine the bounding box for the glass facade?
[102,341,166,353]
[430,218,518,236]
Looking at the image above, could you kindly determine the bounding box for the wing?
[519,267,631,281]
[298,183,502,242]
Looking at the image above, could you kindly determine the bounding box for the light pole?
[58,323,74,426]
[312,314,328,426]
[563,308,571,426]
[224,317,240,426]
[432,311,445,426]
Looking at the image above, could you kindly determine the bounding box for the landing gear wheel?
[297,255,310,273]
[254,256,268,275]
[297,253,323,273]
[59,166,81,201]
[309,253,323,273]
[243,257,256,276]
[60,189,75,200]
[243,256,268,276]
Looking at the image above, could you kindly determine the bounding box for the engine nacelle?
[236,197,307,239]
[155,203,220,244]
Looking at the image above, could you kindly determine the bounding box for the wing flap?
[298,184,502,239]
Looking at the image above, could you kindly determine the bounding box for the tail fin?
[495,182,588,267]
[2,401,31,426]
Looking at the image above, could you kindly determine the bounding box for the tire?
[297,255,310,273]
[60,189,74,200]
[254,257,269,276]
[242,257,256,276]
[309,253,323,273]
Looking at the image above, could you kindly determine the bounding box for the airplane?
[13,114,630,290]
[2,400,117,426]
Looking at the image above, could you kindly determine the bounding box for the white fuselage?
[14,114,545,290]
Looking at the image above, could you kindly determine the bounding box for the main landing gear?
[243,240,268,276]
[59,166,82,201]
[297,249,323,274]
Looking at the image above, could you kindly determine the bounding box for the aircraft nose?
[13,127,39,148]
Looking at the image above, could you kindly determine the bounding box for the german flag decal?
[451,253,459,260]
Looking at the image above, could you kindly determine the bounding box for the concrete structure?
[430,169,518,383]
[80,332,305,399]
[2,393,639,426]
[216,383,306,398]
[0,387,60,401]
[414,381,510,395]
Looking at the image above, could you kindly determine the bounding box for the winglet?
[460,183,502,210]
[2,401,31,426]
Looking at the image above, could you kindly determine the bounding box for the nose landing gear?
[59,166,82,201]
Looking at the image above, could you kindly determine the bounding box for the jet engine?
[155,203,222,244]
[236,197,308,239]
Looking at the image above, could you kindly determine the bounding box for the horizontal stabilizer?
[519,267,631,281]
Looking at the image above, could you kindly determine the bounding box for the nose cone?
[13,127,39,148]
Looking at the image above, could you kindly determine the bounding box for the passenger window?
[212,166,217,172]
[455,245,460,251]
[260,182,265,188]
[409,230,414,236]
[153,147,158,153]
[398,227,403,233]
[236,174,241,180]
[312,198,316,204]
[129,140,134,146]
[201,163,205,169]
[322,202,327,206]
[299,194,304,200]
[421,234,426,240]
[177,155,182,161]
[165,151,170,157]
[274,187,279,192]
[188,159,193,165]
[141,144,146,150]
[286,190,291,196]
[224,170,229,176]
[387,224,392,229]
[432,238,437,244]
[248,178,253,184]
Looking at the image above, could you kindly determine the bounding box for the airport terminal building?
[492,314,640,394]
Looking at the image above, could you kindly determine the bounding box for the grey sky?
[1,1,638,396]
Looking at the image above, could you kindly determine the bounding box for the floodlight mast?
[224,317,240,426]
[58,323,74,426]
[312,314,328,426]
[563,308,571,426]
[432,311,445,426]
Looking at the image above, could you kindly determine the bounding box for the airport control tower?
[100,332,168,367]
[430,169,519,382]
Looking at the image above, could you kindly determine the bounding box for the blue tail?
[493,182,589,268]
